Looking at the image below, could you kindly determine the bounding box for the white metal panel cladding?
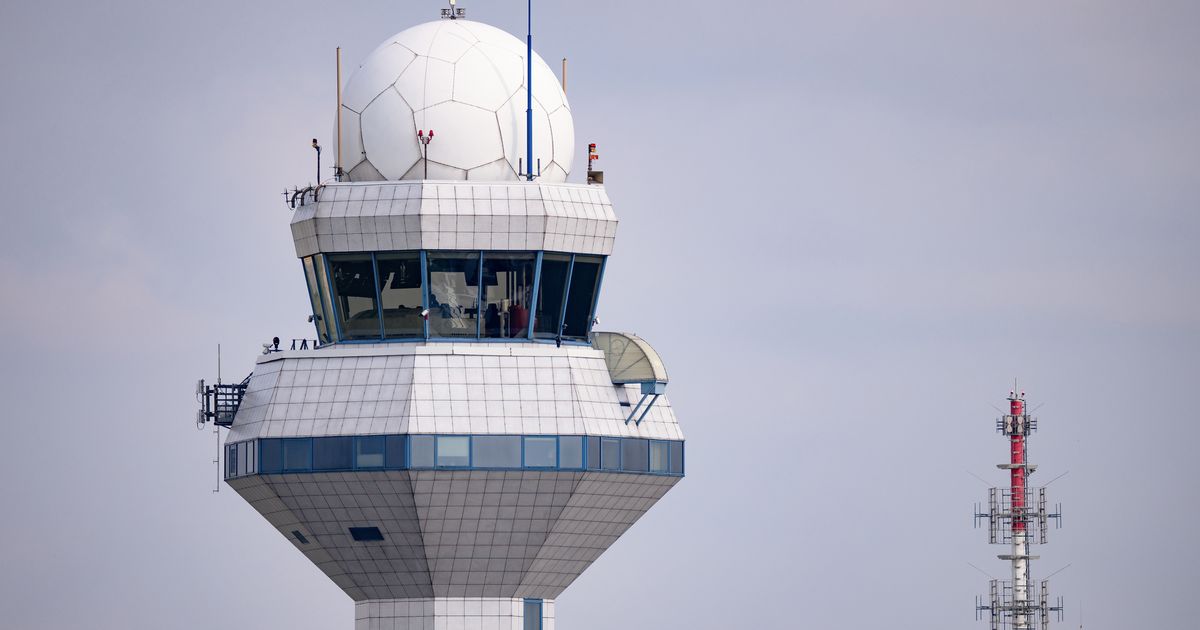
[289,181,617,258]
[228,470,678,601]
[225,344,682,443]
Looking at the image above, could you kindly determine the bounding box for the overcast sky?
[1,1,1197,628]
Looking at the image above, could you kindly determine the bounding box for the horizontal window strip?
[224,434,684,479]
[305,250,606,345]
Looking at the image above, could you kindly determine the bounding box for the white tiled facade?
[289,182,617,259]
[227,343,680,443]
[228,469,677,601]
[354,598,555,630]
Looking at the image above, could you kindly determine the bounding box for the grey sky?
[1,1,1197,628]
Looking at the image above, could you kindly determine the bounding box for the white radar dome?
[334,19,574,182]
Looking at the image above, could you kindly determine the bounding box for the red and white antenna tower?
[975,384,1064,630]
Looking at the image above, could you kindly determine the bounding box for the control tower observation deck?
[201,16,684,630]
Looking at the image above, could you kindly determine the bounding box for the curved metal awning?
[591,331,669,385]
[591,332,669,426]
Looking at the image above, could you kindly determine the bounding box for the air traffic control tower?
[195,12,684,630]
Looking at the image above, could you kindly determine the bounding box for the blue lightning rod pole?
[526,0,534,181]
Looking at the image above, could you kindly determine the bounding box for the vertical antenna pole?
[1010,393,1029,629]
[336,47,343,181]
[213,423,220,493]
[526,0,533,181]
[561,57,567,93]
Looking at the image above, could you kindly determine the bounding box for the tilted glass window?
[410,435,435,467]
[533,254,571,338]
[303,257,333,343]
[376,253,424,338]
[328,254,381,340]
[355,436,385,468]
[313,436,352,470]
[436,436,470,467]
[524,437,557,467]
[314,254,338,342]
[427,252,481,338]
[480,253,536,339]
[561,255,603,340]
[621,438,649,472]
[472,435,521,467]
[559,436,584,469]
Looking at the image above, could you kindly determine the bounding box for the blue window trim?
[231,434,684,478]
[523,598,543,630]
[371,252,385,339]
[475,251,485,339]
[557,254,576,339]
[420,250,430,339]
[587,256,606,335]
[527,251,543,340]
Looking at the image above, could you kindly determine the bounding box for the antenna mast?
[336,46,343,180]
[975,386,1064,629]
[525,0,534,181]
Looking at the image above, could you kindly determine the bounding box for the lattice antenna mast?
[974,386,1064,630]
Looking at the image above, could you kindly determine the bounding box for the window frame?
[233,435,682,476]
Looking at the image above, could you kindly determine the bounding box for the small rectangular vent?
[349,526,384,542]
[292,530,310,545]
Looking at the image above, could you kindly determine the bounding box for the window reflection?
[283,439,311,472]
[472,435,521,467]
[427,253,480,338]
[534,254,570,338]
[561,255,602,340]
[328,254,381,340]
[621,438,649,472]
[524,437,557,467]
[304,250,606,344]
[649,441,669,473]
[355,436,385,468]
[376,253,424,338]
[436,436,470,467]
[481,253,536,338]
